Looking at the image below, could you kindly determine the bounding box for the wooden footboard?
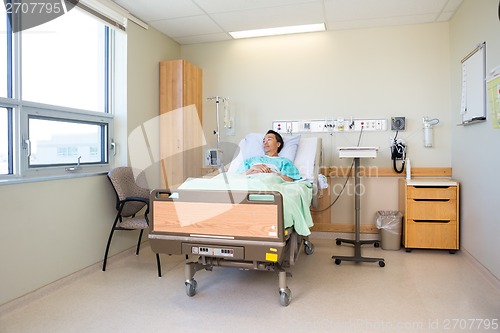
[149,189,287,262]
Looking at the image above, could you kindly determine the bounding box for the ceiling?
[111,0,464,45]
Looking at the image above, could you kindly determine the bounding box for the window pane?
[1,5,9,98]
[22,8,106,112]
[0,107,10,174]
[28,117,108,167]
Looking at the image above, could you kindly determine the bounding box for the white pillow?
[241,133,301,162]
[294,137,320,182]
[227,148,243,173]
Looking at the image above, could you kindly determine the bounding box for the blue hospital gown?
[237,155,301,181]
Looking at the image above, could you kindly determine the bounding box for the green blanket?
[179,173,314,236]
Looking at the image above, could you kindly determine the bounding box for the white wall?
[182,23,452,169]
[182,23,452,226]
[0,23,180,306]
[449,0,500,280]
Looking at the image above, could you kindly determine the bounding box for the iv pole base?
[332,238,385,267]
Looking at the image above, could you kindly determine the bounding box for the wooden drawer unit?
[399,178,459,253]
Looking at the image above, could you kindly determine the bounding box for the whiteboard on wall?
[460,42,487,125]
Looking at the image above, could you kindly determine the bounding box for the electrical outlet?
[391,117,406,131]
[353,119,387,131]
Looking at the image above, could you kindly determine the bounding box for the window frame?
[19,103,114,177]
[0,6,121,183]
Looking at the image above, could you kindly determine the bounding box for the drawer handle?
[413,220,451,223]
[413,186,451,189]
[412,198,450,202]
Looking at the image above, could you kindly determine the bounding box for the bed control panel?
[183,243,245,259]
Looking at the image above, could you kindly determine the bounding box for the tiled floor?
[1,236,499,333]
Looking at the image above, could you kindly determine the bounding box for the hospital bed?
[149,135,322,306]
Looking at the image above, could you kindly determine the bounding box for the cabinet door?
[160,108,184,188]
[182,62,203,181]
[159,60,203,188]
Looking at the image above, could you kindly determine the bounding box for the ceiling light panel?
[230,23,325,39]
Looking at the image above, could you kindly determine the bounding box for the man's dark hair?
[266,129,284,153]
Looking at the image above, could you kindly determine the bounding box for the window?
[21,9,107,112]
[27,115,108,168]
[0,3,124,180]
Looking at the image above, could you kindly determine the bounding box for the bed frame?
[149,188,314,306]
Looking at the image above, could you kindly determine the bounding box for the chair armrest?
[118,197,150,216]
[124,196,149,205]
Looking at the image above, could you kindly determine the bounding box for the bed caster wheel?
[374,242,380,248]
[379,261,385,267]
[336,240,342,246]
[279,288,291,307]
[304,243,315,255]
[449,250,456,254]
[334,259,341,265]
[185,279,197,297]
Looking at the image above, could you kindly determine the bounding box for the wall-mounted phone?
[390,134,406,173]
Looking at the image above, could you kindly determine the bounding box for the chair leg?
[136,229,144,255]
[103,225,119,271]
[156,253,162,277]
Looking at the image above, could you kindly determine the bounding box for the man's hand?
[246,164,272,174]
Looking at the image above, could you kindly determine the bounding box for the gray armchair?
[103,167,161,277]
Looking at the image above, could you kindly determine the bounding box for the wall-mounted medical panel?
[272,118,387,134]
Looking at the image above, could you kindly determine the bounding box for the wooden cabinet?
[159,60,203,188]
[398,178,459,252]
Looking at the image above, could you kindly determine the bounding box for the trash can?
[376,211,403,250]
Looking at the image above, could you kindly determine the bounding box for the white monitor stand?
[332,147,385,267]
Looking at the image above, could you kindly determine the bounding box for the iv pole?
[206,96,228,149]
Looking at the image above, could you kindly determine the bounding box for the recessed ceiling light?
[229,23,326,39]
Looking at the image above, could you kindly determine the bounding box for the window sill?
[0,171,108,186]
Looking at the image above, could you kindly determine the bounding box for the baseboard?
[0,246,137,318]
[461,247,500,291]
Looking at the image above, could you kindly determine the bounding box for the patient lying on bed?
[179,130,314,236]
[236,130,301,182]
